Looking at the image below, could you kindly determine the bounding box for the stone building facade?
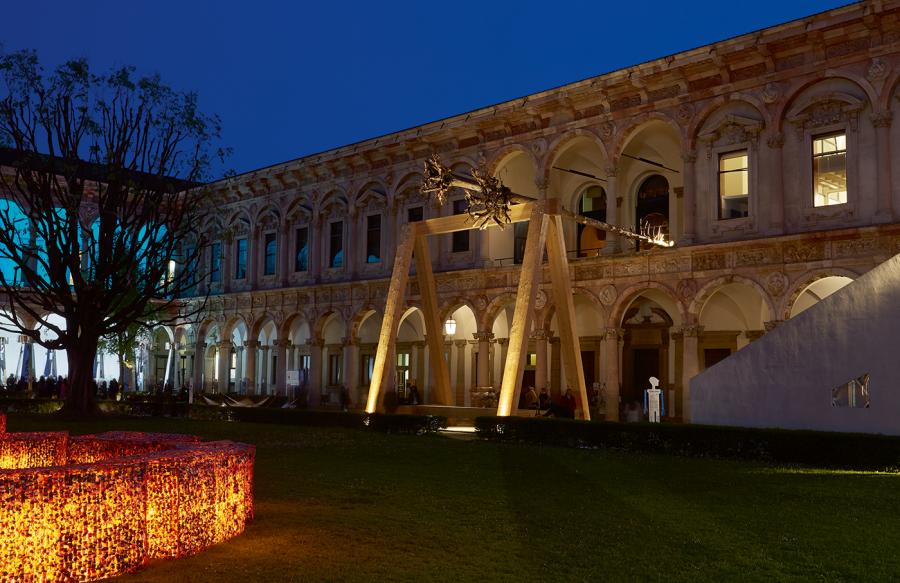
[153,1,900,420]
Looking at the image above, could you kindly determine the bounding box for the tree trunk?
[64,336,99,415]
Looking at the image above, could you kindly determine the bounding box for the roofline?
[213,0,864,184]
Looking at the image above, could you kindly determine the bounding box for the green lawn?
[7,414,900,582]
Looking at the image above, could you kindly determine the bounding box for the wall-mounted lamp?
[443,319,456,336]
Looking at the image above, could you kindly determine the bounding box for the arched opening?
[577,185,607,257]
[396,309,425,403]
[443,304,477,406]
[698,282,771,370]
[489,152,538,265]
[635,174,670,250]
[286,317,311,399]
[320,313,345,402]
[255,320,278,395]
[547,295,607,411]
[619,290,682,418]
[790,276,854,318]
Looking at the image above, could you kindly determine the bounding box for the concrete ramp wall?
[691,253,900,435]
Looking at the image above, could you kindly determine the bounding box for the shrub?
[474,416,900,471]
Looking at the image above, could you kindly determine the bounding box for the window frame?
[234,237,248,280]
[451,198,470,253]
[811,131,848,208]
[209,241,222,283]
[717,149,750,221]
[365,213,382,264]
[263,231,277,276]
[328,220,344,269]
[294,225,309,273]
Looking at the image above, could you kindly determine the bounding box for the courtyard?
[7,414,898,582]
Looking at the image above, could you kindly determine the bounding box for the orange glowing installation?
[0,421,255,582]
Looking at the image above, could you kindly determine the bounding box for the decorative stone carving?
[867,57,888,83]
[680,325,703,338]
[675,103,694,124]
[676,279,698,301]
[766,132,785,149]
[765,272,787,297]
[534,289,547,310]
[761,82,781,104]
[783,241,827,263]
[871,111,893,128]
[474,294,489,311]
[692,251,726,272]
[598,284,617,306]
[530,139,547,158]
[599,122,616,140]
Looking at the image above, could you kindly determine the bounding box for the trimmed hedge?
[475,416,900,471]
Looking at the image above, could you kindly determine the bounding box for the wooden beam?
[365,223,416,413]
[416,202,535,236]
[545,214,591,420]
[413,228,453,405]
[496,204,547,417]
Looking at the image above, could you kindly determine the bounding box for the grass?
[7,414,900,582]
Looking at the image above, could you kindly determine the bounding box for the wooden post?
[545,212,590,420]
[413,228,453,405]
[365,223,416,413]
[497,204,547,417]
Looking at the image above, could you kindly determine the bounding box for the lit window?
[718,150,749,219]
[451,199,469,253]
[366,214,381,263]
[294,227,308,272]
[209,242,221,283]
[329,221,343,268]
[235,238,247,279]
[264,233,277,276]
[813,133,847,207]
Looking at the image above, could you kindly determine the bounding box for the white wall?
[691,252,900,435]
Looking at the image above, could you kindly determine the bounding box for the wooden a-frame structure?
[364,198,593,419]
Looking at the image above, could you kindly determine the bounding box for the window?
[328,353,342,385]
[813,133,847,207]
[366,214,381,263]
[718,150,749,219]
[407,206,423,223]
[451,199,470,253]
[264,233,277,275]
[210,242,222,283]
[361,354,375,386]
[294,227,308,272]
[329,221,343,268]
[235,238,247,279]
[513,221,528,264]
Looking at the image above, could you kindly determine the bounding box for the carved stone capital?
[473,331,495,342]
[495,337,509,346]
[764,320,783,332]
[872,111,893,129]
[530,329,550,341]
[766,132,785,149]
[680,325,703,338]
[605,327,624,340]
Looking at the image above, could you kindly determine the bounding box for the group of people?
[521,386,578,418]
[0,374,129,401]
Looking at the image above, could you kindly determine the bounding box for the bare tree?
[0,50,226,413]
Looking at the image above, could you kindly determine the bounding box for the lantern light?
[444,319,456,336]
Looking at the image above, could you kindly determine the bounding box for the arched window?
[635,175,669,251]
[577,185,607,257]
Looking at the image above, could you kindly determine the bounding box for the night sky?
[4,0,852,179]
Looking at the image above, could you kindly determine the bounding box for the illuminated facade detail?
[0,425,255,582]
[0,3,886,422]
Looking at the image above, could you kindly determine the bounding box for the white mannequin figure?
[644,376,664,423]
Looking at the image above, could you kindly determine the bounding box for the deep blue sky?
[4,1,852,179]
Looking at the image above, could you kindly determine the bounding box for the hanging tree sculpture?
[365,155,673,421]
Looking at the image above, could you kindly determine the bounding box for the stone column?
[347,207,358,278]
[234,345,244,393]
[681,325,703,423]
[532,329,549,391]
[680,151,697,244]
[496,337,509,389]
[454,339,468,406]
[603,166,619,254]
[222,238,233,293]
[275,339,288,396]
[309,213,322,283]
[342,337,359,405]
[414,340,426,390]
[549,336,561,398]
[604,328,623,421]
[307,339,324,407]
[280,222,291,287]
[473,331,493,389]
[248,226,260,290]
[166,343,177,388]
[259,344,270,394]
[767,133,785,233]
[192,341,206,393]
[244,339,258,395]
[216,341,231,394]
[873,112,894,221]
